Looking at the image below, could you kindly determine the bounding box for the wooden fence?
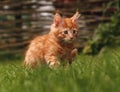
[0,0,111,54]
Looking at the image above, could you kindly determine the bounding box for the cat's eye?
[64,30,68,34]
[73,30,76,34]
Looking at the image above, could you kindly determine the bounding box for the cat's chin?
[63,40,74,44]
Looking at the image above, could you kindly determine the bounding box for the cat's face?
[52,11,80,43]
[57,19,78,43]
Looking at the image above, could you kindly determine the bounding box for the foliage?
[83,13,120,54]
[103,0,120,14]
[0,47,120,92]
[83,0,120,54]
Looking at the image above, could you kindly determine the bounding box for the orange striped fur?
[24,11,80,68]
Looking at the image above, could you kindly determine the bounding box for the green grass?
[0,47,120,92]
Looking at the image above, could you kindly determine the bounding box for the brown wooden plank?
[0,9,37,15]
[85,16,110,23]
[0,49,26,54]
[0,1,37,7]
[0,40,30,49]
[0,19,38,26]
[0,31,43,38]
[0,28,42,33]
[88,0,110,3]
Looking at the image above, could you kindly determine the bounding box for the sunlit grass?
[0,46,120,92]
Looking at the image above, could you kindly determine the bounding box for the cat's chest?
[58,44,73,57]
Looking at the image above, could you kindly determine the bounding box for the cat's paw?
[49,61,60,68]
[71,48,78,57]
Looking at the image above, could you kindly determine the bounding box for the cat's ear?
[54,12,63,27]
[71,11,81,24]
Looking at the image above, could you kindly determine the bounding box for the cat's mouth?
[59,37,76,43]
[63,39,75,43]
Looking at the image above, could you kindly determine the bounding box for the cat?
[24,11,80,68]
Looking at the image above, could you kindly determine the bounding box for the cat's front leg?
[71,48,78,57]
[69,48,78,64]
[45,55,60,68]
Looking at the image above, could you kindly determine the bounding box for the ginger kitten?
[24,11,80,68]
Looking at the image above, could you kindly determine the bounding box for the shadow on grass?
[0,52,23,64]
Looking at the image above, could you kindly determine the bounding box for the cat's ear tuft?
[71,11,81,24]
[54,12,62,27]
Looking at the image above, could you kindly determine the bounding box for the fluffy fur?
[24,11,80,68]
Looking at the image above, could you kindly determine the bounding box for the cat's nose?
[70,37,74,40]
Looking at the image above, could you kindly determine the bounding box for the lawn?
[0,46,120,92]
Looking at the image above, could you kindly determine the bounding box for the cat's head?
[51,11,81,43]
